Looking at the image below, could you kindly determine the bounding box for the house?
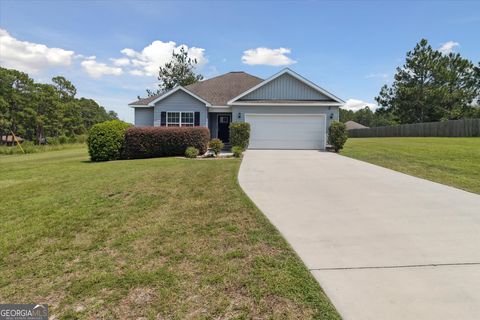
[1,135,24,146]
[129,68,344,150]
[345,120,369,130]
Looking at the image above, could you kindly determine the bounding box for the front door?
[217,114,231,143]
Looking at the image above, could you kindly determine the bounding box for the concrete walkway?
[238,150,480,320]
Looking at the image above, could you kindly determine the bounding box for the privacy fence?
[348,119,480,138]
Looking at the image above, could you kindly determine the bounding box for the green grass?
[0,143,84,155]
[0,146,339,319]
[341,137,480,194]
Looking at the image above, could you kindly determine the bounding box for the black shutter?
[160,112,167,126]
[194,112,200,126]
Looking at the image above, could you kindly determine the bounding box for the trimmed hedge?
[229,122,250,150]
[88,120,132,161]
[123,126,210,159]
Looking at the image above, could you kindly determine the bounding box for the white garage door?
[245,114,326,149]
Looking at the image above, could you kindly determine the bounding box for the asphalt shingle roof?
[129,71,263,106]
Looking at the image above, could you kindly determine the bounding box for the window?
[219,116,229,124]
[181,112,194,127]
[166,112,195,127]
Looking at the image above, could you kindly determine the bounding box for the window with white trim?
[166,111,194,127]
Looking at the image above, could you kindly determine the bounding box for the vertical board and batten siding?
[240,73,330,101]
[348,119,480,137]
[153,90,208,126]
[134,108,154,126]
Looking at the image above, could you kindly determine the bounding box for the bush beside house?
[209,138,224,157]
[185,147,199,158]
[123,127,210,159]
[328,121,348,152]
[229,122,250,150]
[231,146,243,158]
[87,120,131,161]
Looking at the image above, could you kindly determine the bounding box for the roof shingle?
[129,71,263,106]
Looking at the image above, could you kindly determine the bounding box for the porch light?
[238,112,242,119]
[330,113,334,119]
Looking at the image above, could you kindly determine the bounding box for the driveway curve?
[238,150,480,320]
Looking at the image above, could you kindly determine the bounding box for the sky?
[1,0,479,123]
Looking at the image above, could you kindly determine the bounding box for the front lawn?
[341,137,480,194]
[0,147,339,319]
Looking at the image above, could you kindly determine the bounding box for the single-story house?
[1,135,24,146]
[129,68,344,150]
[345,120,369,130]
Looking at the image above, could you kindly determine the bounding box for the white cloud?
[365,73,389,79]
[129,69,145,76]
[117,41,208,76]
[81,59,123,78]
[0,28,74,73]
[342,99,378,112]
[111,57,130,66]
[241,47,297,66]
[438,41,460,54]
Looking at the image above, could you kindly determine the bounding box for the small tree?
[328,121,348,152]
[147,47,204,97]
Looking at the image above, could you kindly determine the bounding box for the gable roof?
[345,121,369,130]
[228,68,345,105]
[129,72,263,106]
[146,86,212,107]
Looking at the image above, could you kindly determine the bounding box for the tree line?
[0,67,118,144]
[341,39,480,126]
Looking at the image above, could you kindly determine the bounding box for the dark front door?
[217,114,231,143]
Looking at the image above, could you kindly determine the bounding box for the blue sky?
[1,0,479,123]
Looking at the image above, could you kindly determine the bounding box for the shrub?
[209,138,224,157]
[75,134,88,144]
[87,120,131,161]
[58,135,69,144]
[185,147,199,158]
[123,127,210,159]
[328,121,348,152]
[46,137,60,145]
[229,122,250,150]
[232,146,243,158]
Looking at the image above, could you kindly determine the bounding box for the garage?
[245,114,326,149]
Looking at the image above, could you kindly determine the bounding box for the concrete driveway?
[238,150,480,320]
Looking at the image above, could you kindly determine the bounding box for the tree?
[52,76,77,101]
[376,39,480,124]
[147,47,203,97]
[340,107,397,127]
[0,67,118,143]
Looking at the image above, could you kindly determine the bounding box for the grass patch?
[341,137,480,194]
[0,146,339,319]
[0,143,85,155]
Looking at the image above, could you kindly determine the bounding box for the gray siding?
[153,90,208,126]
[134,108,154,126]
[232,105,339,129]
[240,73,330,101]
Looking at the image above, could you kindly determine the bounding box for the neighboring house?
[345,120,369,130]
[0,135,24,146]
[129,68,344,150]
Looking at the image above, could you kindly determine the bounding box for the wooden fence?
[348,119,480,138]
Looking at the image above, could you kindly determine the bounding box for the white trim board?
[147,86,212,107]
[230,101,342,106]
[228,68,345,105]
